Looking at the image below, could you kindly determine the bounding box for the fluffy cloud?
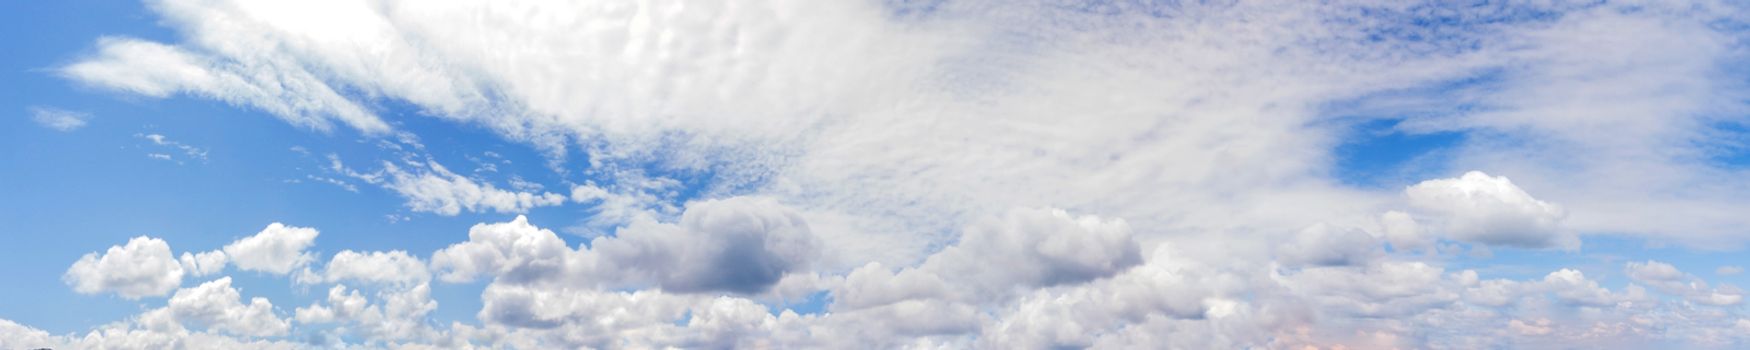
[433,197,816,294]
[223,223,319,274]
[293,283,438,342]
[429,216,570,283]
[33,208,1750,348]
[910,208,1141,297]
[64,236,186,299]
[590,196,817,294]
[142,277,290,337]
[179,250,229,277]
[1406,171,1577,250]
[302,250,431,286]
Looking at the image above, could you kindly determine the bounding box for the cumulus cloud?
[223,223,319,274]
[33,208,1750,349]
[590,196,817,293]
[293,283,438,342]
[29,106,89,131]
[64,236,186,299]
[429,216,570,284]
[1406,171,1578,250]
[432,196,816,294]
[300,250,430,286]
[142,277,290,337]
[179,250,229,277]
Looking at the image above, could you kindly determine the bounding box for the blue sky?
[4,1,1750,349]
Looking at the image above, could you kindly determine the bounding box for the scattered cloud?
[136,133,210,163]
[222,223,318,275]
[433,197,815,294]
[29,106,89,131]
[15,208,1750,348]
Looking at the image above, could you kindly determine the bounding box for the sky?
[2,0,1750,349]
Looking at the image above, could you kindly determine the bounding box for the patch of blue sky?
[1317,72,1504,188]
[771,290,833,316]
[1443,235,1750,300]
[1329,118,1465,188]
[1701,121,1750,168]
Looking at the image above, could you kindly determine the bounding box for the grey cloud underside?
[19,0,1750,349]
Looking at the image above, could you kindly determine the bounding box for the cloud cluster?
[1405,171,1577,250]
[432,196,815,294]
[63,223,320,300]
[16,195,1750,349]
[20,0,1750,349]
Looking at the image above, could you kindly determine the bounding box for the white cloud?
[380,161,567,216]
[62,37,388,133]
[433,196,817,294]
[301,250,431,286]
[138,133,210,162]
[145,277,291,337]
[223,223,319,274]
[1720,266,1744,276]
[64,236,186,299]
[0,317,303,350]
[293,283,438,342]
[29,106,89,131]
[1379,210,1432,253]
[1406,171,1577,250]
[179,250,229,277]
[429,215,571,284]
[293,285,366,325]
[1626,260,1743,306]
[324,151,569,216]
